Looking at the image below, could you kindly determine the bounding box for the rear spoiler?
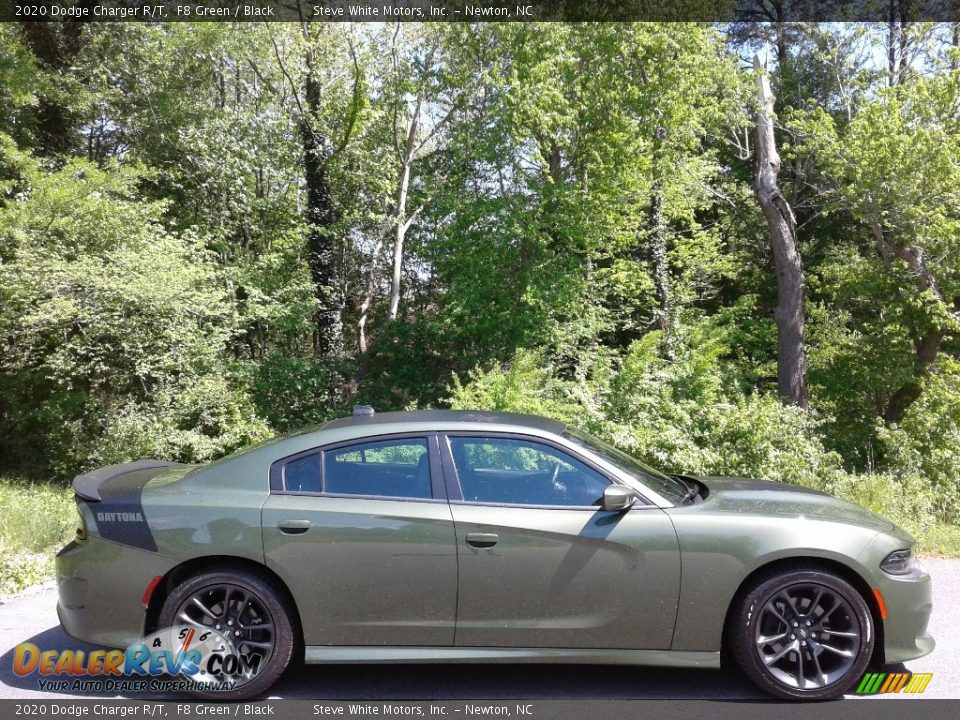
[72,459,178,501]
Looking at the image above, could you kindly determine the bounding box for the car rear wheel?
[730,567,874,700]
[158,568,296,700]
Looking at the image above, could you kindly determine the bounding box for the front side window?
[563,428,687,504]
[323,438,431,499]
[448,436,609,507]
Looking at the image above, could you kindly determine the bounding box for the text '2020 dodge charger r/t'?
[56,409,934,700]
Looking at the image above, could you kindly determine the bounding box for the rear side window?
[325,438,430,499]
[283,453,321,493]
[279,437,432,500]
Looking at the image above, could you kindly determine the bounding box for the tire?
[158,567,297,700]
[729,566,874,700]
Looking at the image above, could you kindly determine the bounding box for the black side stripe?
[88,467,171,552]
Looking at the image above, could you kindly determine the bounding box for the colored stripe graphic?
[856,673,885,694]
[856,672,932,694]
[903,673,933,694]
[891,673,910,692]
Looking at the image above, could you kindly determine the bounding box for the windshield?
[563,428,688,504]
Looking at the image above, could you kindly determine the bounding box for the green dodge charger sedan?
[56,409,934,700]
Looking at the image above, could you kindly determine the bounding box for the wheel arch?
[720,555,885,669]
[143,555,304,649]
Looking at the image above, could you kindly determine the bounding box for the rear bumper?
[56,536,175,648]
[877,563,934,664]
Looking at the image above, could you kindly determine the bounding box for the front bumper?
[877,563,934,664]
[56,536,175,648]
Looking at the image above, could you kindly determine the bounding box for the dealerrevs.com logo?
[12,626,262,693]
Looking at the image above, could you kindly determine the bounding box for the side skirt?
[303,647,720,668]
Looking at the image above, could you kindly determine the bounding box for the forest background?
[2,20,960,591]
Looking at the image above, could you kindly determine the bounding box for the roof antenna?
[352,405,375,417]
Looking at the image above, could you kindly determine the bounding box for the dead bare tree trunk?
[753,56,809,409]
[356,244,382,354]
[387,100,421,322]
[356,220,392,352]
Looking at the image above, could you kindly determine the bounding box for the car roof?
[192,410,571,486]
[322,410,566,435]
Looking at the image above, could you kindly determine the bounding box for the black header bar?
[4,0,960,23]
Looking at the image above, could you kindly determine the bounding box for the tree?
[255,25,364,358]
[356,24,464,350]
[14,20,91,158]
[809,70,960,422]
[753,56,809,408]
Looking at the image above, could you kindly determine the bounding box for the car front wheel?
[158,568,296,700]
[730,567,875,700]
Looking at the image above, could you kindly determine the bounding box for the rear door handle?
[466,532,499,548]
[278,519,311,535]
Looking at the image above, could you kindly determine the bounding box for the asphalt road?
[1,558,957,701]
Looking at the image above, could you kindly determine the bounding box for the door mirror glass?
[602,485,636,512]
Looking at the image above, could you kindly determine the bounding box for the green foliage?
[450,325,842,490]
[91,374,271,467]
[0,26,43,113]
[876,361,960,520]
[1,21,960,569]
[449,350,595,427]
[250,354,355,433]
[0,477,76,594]
[449,344,960,553]
[0,155,263,475]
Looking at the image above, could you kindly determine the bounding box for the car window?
[323,438,432,499]
[283,453,321,493]
[562,428,688,504]
[449,437,609,507]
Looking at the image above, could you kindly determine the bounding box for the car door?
[442,432,681,650]
[262,433,458,647]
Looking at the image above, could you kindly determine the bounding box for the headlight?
[880,548,915,576]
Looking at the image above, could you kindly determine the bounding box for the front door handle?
[278,519,311,535]
[466,532,499,548]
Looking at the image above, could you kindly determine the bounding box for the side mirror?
[602,485,636,512]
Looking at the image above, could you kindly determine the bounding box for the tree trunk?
[19,21,86,158]
[387,100,421,323]
[649,126,674,360]
[387,162,411,322]
[887,2,909,86]
[357,221,390,352]
[871,225,946,423]
[753,56,809,409]
[302,68,343,357]
[884,329,942,423]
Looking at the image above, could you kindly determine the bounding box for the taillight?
[75,503,88,541]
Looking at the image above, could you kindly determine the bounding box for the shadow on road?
[1,622,764,700]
